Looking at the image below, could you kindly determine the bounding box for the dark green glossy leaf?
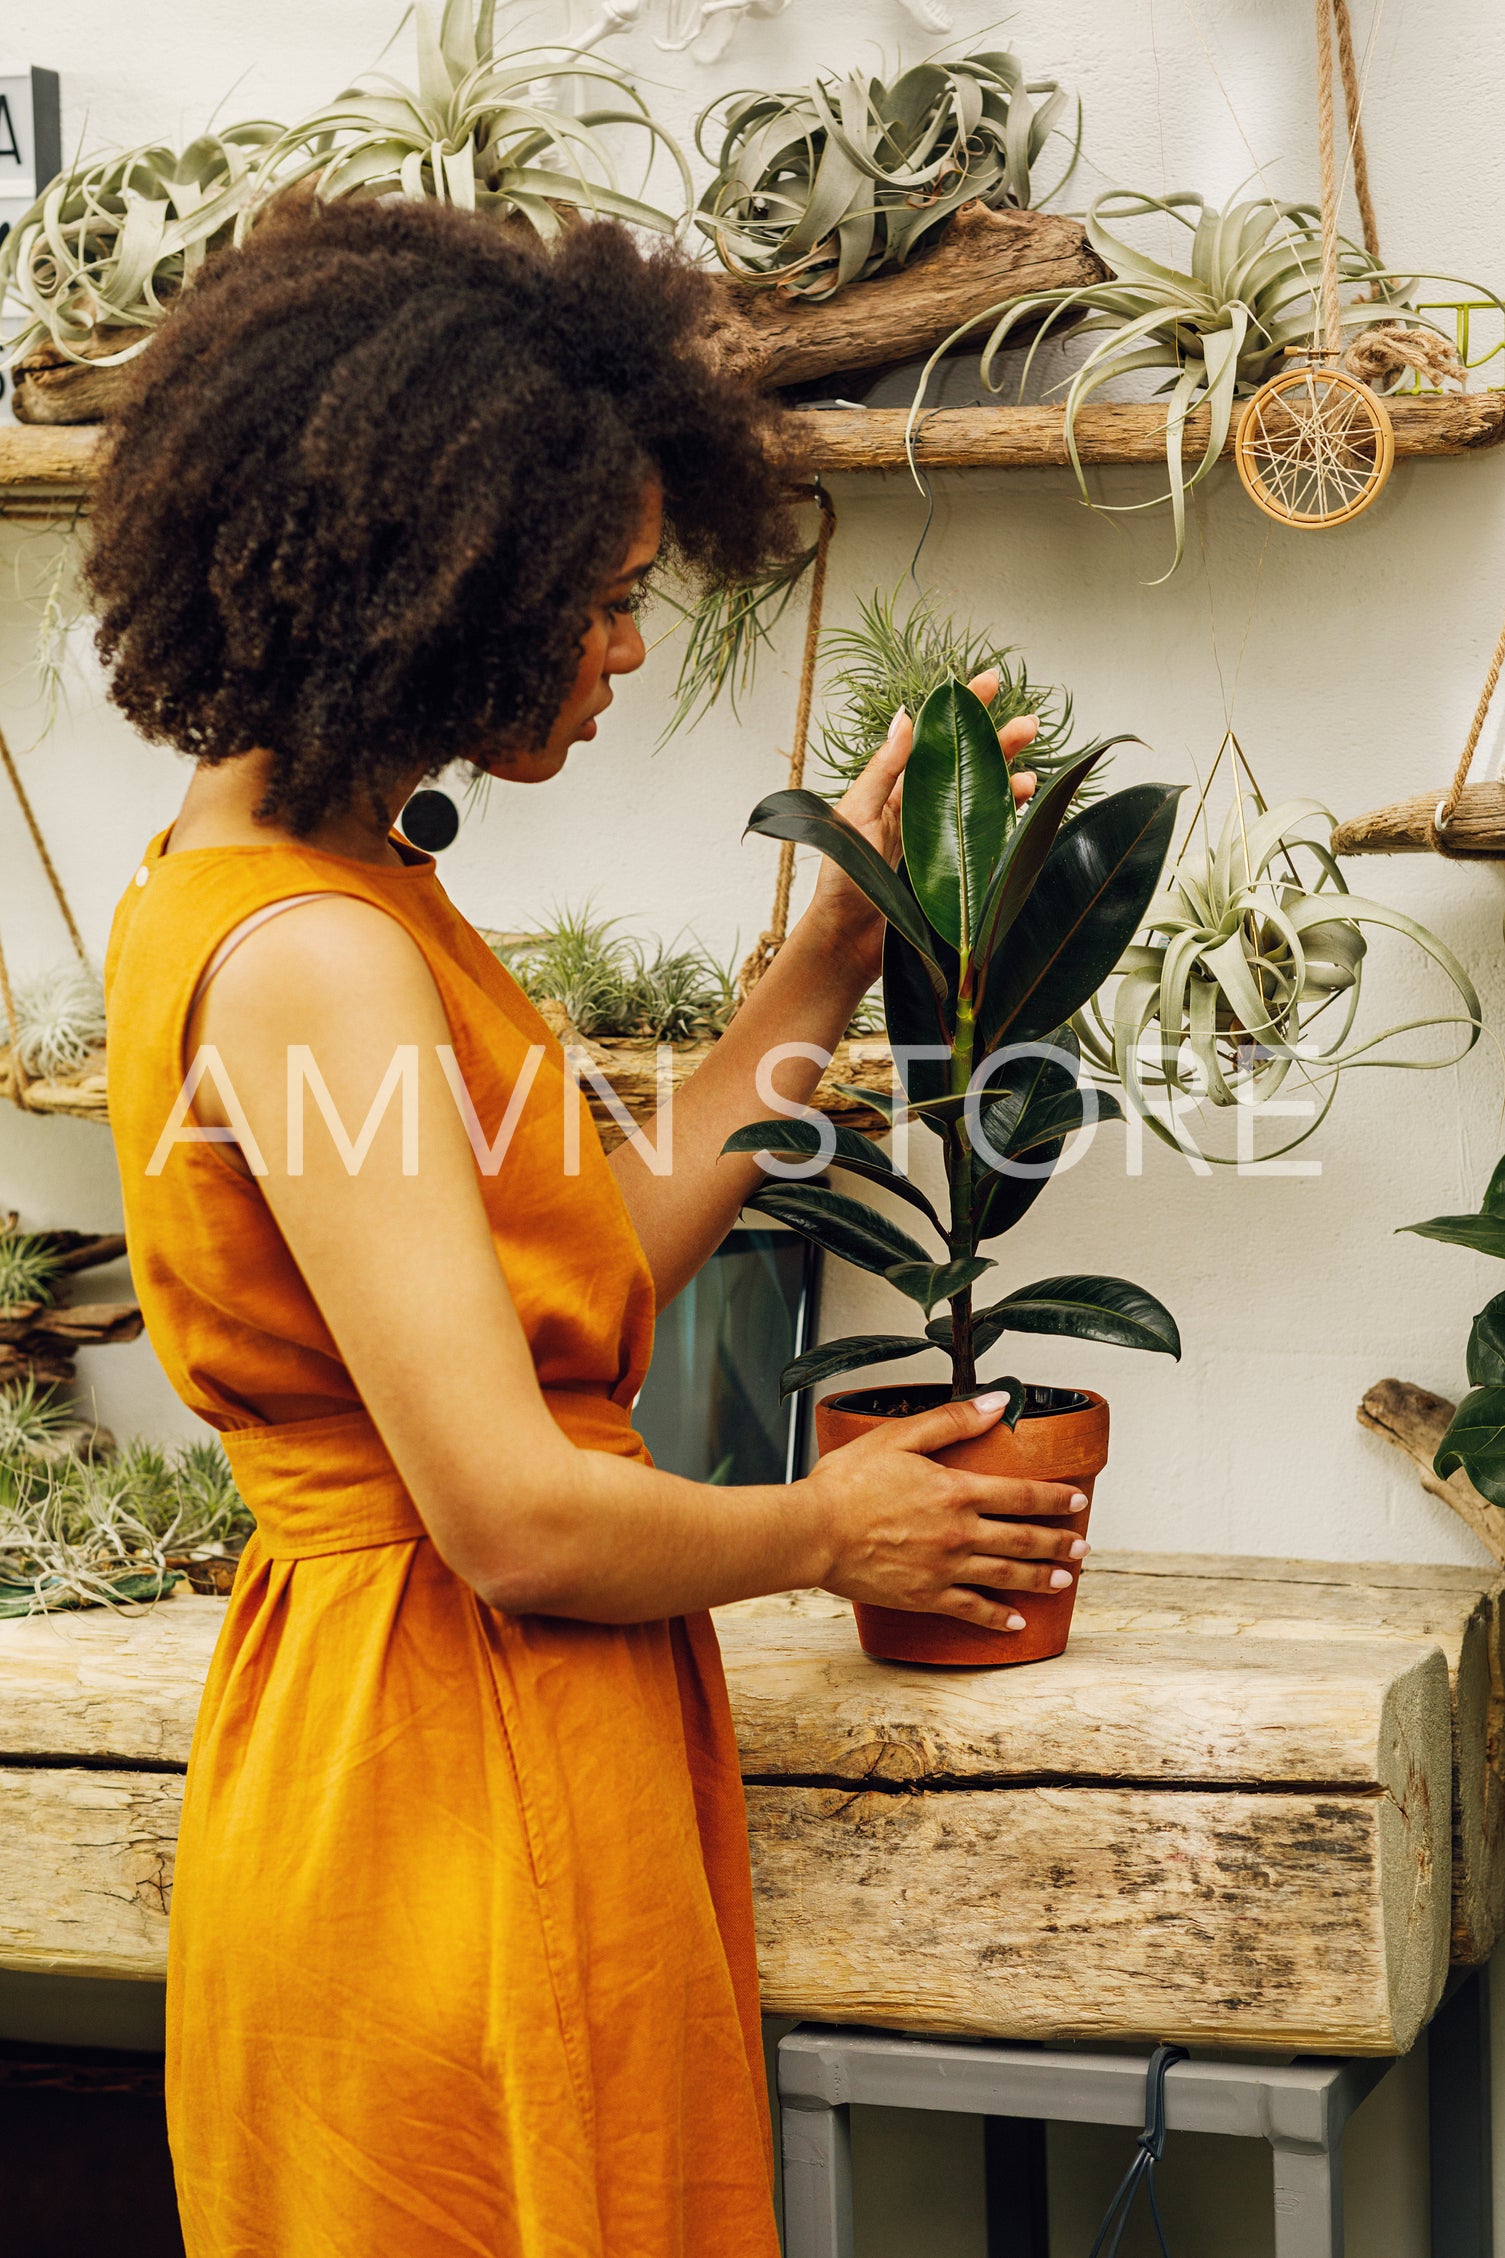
[832,1082,898,1119]
[777,1332,932,1400]
[884,1255,995,1312]
[882,913,958,1114]
[981,1082,1124,1162]
[969,739,1124,1018]
[968,1030,1079,1242]
[931,1274,1180,1359]
[721,1118,942,1229]
[981,784,1183,1052]
[744,1180,932,1277]
[745,790,946,997]
[900,676,1016,953]
[1469,1293,1505,1388]
[1435,1385,1505,1508]
[1484,1157,1505,1218]
[1400,1212,1505,1259]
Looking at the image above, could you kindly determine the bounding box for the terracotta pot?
[813,1382,1110,1668]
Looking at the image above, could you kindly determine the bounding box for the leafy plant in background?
[721,677,1182,1398]
[0,125,284,369]
[0,1411,252,1616]
[908,188,1476,575]
[1077,789,1481,1163]
[817,590,1093,798]
[696,50,1078,298]
[662,538,824,738]
[239,0,690,239]
[0,1233,63,1313]
[492,908,739,1041]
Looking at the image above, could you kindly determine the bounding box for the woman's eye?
[606,590,645,620]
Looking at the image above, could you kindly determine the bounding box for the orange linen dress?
[104,831,778,2258]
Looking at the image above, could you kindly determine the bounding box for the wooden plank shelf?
[2,1549,1498,2053]
[2,397,1501,522]
[785,391,1505,474]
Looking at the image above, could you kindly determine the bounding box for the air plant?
[661,536,823,740]
[0,1430,251,1616]
[696,51,1078,298]
[908,188,1482,576]
[0,1231,63,1313]
[817,590,1093,797]
[0,124,284,369]
[1400,1160,1505,1509]
[1077,785,1481,1162]
[493,908,738,1040]
[0,1381,76,1461]
[722,677,1180,1399]
[238,1,690,240]
[8,958,108,1081]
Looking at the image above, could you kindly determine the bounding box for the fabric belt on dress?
[222,1393,645,1560]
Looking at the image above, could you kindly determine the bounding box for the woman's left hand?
[810,667,1040,977]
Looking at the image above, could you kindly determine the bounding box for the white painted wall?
[3,2,1504,2250]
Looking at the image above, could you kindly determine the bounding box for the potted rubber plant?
[1399,1159,1505,1507]
[722,677,1183,1667]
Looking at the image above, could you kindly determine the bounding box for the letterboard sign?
[0,66,61,248]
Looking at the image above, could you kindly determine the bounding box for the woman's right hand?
[801,1392,1088,1633]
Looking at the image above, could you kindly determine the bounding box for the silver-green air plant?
[493,909,739,1042]
[0,125,284,368]
[8,959,108,1081]
[908,188,1487,577]
[0,1428,252,1617]
[239,0,690,240]
[696,50,1078,298]
[1077,791,1482,1162]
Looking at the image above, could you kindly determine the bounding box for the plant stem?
[947,989,978,1398]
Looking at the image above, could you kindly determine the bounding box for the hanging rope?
[736,482,837,1000]
[1330,0,1381,263]
[1314,0,1344,357]
[0,718,91,1107]
[1430,601,1505,852]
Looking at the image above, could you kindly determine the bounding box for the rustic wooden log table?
[0,1550,1498,2253]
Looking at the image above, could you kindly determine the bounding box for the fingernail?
[1006,1612,1026,1630]
[975,1391,1011,1412]
[885,706,909,742]
[1068,1537,1089,1559]
[1069,1493,1089,1510]
[1049,1567,1075,1589]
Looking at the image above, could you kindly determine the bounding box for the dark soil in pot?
[814,1382,1110,1668]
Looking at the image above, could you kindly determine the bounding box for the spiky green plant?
[817,591,1091,796]
[239,1,689,239]
[662,536,823,742]
[0,1431,251,1616]
[0,1381,77,1461]
[0,1232,63,1311]
[696,51,1078,298]
[0,124,284,368]
[9,959,108,1080]
[909,188,1495,575]
[493,909,739,1041]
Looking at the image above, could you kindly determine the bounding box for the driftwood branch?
[702,204,1102,392]
[1332,782,1505,857]
[1358,1377,1505,1567]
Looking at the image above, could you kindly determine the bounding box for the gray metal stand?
[777,2026,1395,2258]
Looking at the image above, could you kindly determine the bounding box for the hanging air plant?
[0,124,284,370]
[696,50,1078,299]
[239,0,690,240]
[8,959,108,1082]
[909,188,1489,576]
[1077,782,1481,1163]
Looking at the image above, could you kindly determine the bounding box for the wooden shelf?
[786,391,1505,473]
[3,395,1501,520]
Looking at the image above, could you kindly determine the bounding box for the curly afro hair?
[85,197,801,834]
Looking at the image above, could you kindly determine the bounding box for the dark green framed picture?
[634,1227,820,1485]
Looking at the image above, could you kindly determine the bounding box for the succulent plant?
[0,125,283,368]
[696,50,1078,298]
[239,0,689,239]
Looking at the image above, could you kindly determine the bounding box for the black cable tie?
[1085,2044,1190,2258]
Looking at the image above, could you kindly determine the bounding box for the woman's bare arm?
[189,896,1083,1626]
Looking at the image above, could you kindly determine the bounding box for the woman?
[95,200,1086,2257]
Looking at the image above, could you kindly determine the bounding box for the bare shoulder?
[201,893,449,1042]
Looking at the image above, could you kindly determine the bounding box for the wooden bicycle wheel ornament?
[1235,0,1395,532]
[1235,360,1394,527]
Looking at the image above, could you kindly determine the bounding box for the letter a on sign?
[0,97,20,169]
